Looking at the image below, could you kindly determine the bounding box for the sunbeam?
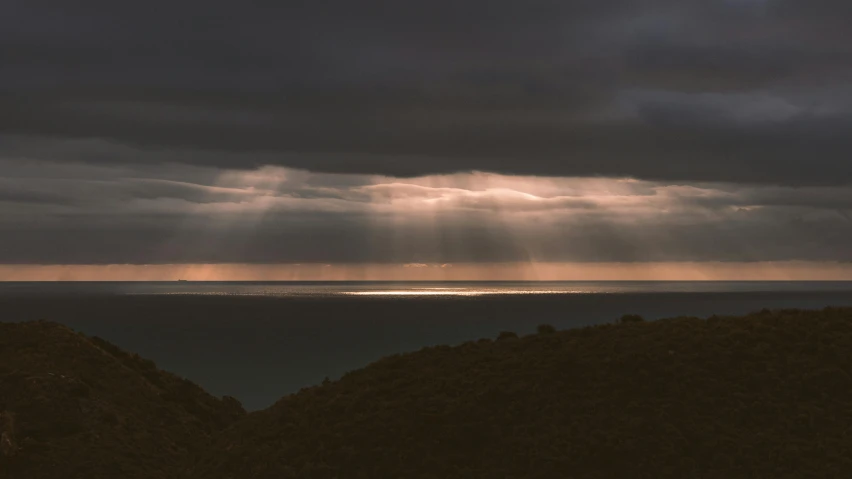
[3,158,852,279]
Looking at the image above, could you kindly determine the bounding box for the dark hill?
[198,307,852,479]
[0,321,244,479]
[5,309,852,478]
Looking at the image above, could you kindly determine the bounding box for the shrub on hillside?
[496,331,518,341]
[619,314,644,323]
[537,324,557,334]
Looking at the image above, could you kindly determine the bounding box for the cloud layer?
[2,0,852,184]
[3,1,851,271]
[2,158,850,264]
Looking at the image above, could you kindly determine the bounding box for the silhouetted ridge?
[5,309,852,478]
[0,321,245,479]
[199,307,852,478]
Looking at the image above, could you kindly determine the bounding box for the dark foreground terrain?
[4,308,852,478]
[0,321,245,478]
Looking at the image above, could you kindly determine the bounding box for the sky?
[2,0,852,280]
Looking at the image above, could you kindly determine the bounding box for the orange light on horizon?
[3,261,852,281]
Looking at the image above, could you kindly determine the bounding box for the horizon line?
[4,261,852,281]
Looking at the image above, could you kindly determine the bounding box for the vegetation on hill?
[0,321,244,479]
[199,307,852,479]
[4,308,852,478]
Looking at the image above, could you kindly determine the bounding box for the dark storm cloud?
[2,0,852,184]
[4,0,852,268]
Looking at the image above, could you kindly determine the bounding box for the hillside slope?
[0,321,244,479]
[4,308,852,478]
[198,308,852,479]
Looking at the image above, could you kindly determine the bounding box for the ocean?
[5,280,852,297]
[3,280,852,410]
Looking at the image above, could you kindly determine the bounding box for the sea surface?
[3,281,852,410]
[4,280,852,297]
